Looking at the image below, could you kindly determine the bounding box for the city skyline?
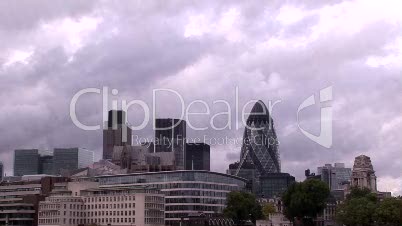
[0,0,401,197]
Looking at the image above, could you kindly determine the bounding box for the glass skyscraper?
[239,100,280,175]
[185,143,210,171]
[53,148,94,175]
[155,118,186,170]
[317,163,351,190]
[14,149,40,176]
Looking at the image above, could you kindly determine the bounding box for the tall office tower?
[185,143,210,171]
[317,163,351,190]
[351,155,377,192]
[238,100,280,176]
[0,162,3,181]
[155,118,186,169]
[103,110,132,160]
[14,149,40,176]
[53,148,94,175]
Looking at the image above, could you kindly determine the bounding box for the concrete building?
[185,143,210,171]
[154,118,186,169]
[38,181,165,226]
[351,155,377,192]
[97,170,247,226]
[0,176,68,226]
[112,145,176,173]
[53,148,94,175]
[315,195,339,226]
[103,110,133,160]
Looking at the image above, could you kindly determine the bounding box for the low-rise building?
[38,181,165,226]
[0,176,68,226]
[97,170,247,226]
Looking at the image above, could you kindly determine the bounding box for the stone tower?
[351,155,377,192]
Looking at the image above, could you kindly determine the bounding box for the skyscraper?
[53,148,94,175]
[14,149,40,176]
[238,100,280,176]
[185,143,210,171]
[103,110,132,160]
[155,118,186,169]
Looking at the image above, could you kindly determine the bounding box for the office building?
[103,110,133,160]
[14,149,41,176]
[227,161,257,192]
[38,181,164,226]
[53,148,94,175]
[317,163,351,190]
[351,155,377,192]
[14,149,55,176]
[185,143,210,171]
[0,176,67,226]
[97,170,247,226]
[238,100,280,177]
[155,118,186,169]
[259,173,295,198]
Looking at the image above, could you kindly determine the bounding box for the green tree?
[262,202,276,219]
[373,197,402,226]
[336,187,378,226]
[282,179,330,226]
[346,187,376,201]
[223,191,263,225]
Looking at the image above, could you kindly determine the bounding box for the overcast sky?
[0,0,401,195]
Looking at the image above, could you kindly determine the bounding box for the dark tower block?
[103,110,132,160]
[154,118,186,170]
[185,143,210,171]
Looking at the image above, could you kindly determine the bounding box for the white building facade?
[38,182,165,226]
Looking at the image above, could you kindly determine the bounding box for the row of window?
[166,205,224,212]
[84,195,136,203]
[99,171,246,188]
[86,202,136,210]
[145,203,164,210]
[145,217,165,224]
[40,210,137,217]
[166,197,225,205]
[164,190,229,197]
[39,217,137,225]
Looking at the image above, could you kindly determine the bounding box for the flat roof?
[95,170,248,182]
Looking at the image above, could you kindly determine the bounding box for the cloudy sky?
[0,0,401,194]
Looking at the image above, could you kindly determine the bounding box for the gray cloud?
[0,0,401,195]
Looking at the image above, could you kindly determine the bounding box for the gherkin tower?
[238,100,280,175]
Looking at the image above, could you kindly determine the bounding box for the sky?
[0,0,401,195]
